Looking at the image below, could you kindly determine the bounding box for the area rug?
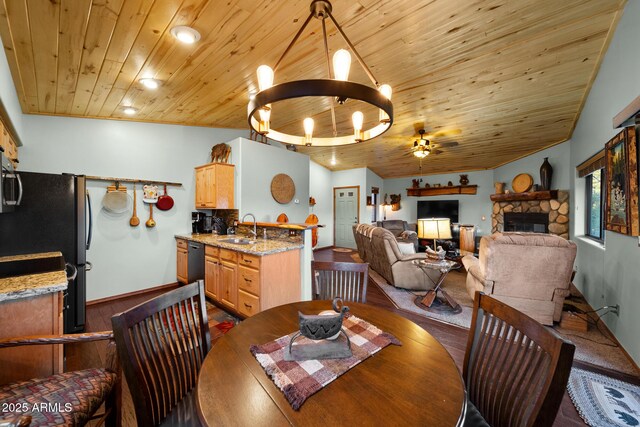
[568,367,640,427]
[354,254,639,376]
[332,248,353,253]
[206,301,239,341]
[250,314,401,410]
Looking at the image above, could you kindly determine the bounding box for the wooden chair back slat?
[311,261,369,303]
[112,281,211,427]
[463,292,575,427]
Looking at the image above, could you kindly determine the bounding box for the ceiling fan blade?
[431,149,443,155]
[432,141,459,148]
[427,128,462,138]
[412,122,426,136]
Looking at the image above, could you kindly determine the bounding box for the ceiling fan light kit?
[247,0,393,147]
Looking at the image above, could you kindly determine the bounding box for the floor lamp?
[418,218,452,250]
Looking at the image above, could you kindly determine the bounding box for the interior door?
[334,187,359,249]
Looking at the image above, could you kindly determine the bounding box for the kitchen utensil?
[102,183,130,214]
[143,184,159,204]
[156,184,174,211]
[512,173,534,193]
[130,183,140,227]
[146,204,156,228]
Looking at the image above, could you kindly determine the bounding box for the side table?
[413,259,461,314]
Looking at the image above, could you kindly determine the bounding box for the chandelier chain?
[326,10,379,87]
[273,12,315,72]
[321,18,338,136]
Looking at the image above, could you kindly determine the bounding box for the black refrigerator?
[0,171,91,333]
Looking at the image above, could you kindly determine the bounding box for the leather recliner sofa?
[353,224,439,290]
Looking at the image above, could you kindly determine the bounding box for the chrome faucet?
[241,213,257,239]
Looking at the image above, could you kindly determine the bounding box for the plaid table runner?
[250,314,401,410]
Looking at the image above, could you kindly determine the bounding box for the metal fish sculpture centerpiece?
[285,297,352,361]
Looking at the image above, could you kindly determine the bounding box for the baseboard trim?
[87,282,180,306]
[314,245,334,251]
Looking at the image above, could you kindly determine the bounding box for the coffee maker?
[192,212,210,234]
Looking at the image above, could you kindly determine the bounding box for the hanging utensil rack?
[86,175,182,187]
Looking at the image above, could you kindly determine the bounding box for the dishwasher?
[187,241,205,283]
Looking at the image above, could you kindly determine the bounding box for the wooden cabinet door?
[205,257,219,300]
[204,166,217,208]
[195,167,207,209]
[177,247,188,284]
[220,260,237,309]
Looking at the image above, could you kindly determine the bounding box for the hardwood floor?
[65,248,639,426]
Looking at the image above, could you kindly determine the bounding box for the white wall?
[568,0,640,364]
[226,137,310,223]
[366,168,385,224]
[0,40,23,142]
[309,161,333,248]
[383,170,493,235]
[494,141,571,191]
[19,115,247,301]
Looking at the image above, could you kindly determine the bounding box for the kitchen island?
[175,234,303,318]
[0,252,67,384]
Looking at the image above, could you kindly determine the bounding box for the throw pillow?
[397,242,416,255]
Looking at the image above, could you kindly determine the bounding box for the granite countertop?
[0,251,68,302]
[175,233,303,255]
[0,251,63,263]
[237,221,319,230]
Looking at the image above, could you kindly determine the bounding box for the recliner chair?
[462,232,577,325]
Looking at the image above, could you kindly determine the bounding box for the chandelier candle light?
[248,0,393,147]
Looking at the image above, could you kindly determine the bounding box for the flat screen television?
[417,200,459,223]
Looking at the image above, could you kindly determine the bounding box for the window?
[585,168,604,241]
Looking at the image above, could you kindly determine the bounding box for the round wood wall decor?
[271,174,296,204]
[512,173,534,193]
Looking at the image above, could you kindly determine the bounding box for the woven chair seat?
[0,368,117,426]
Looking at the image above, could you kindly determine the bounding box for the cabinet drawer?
[219,248,237,262]
[238,266,260,296]
[176,239,188,249]
[205,245,219,258]
[238,290,260,317]
[238,253,260,269]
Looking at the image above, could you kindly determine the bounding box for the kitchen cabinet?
[219,249,238,309]
[0,291,63,385]
[194,163,234,209]
[176,239,188,284]
[204,246,220,301]
[0,122,18,169]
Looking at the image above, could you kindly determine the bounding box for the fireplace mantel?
[490,190,558,202]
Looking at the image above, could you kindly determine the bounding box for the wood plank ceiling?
[0,0,626,178]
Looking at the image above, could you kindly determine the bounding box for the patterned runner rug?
[568,367,640,427]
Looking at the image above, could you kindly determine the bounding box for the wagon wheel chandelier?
[247,0,393,147]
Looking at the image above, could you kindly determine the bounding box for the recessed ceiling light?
[330,157,337,166]
[123,107,138,115]
[139,78,160,89]
[170,26,201,44]
[249,93,256,101]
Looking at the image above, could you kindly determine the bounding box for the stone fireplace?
[491,190,569,239]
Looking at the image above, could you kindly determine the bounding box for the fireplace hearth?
[491,190,570,239]
[504,212,549,233]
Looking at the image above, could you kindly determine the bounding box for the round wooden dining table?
[196,301,466,426]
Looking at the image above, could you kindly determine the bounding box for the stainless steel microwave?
[1,150,21,213]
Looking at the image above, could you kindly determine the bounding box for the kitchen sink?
[219,238,257,245]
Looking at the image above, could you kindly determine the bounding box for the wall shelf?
[406,185,478,197]
[490,190,558,202]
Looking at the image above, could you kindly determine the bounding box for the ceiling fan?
[410,129,459,158]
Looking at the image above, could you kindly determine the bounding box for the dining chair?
[0,331,121,426]
[463,292,575,427]
[312,261,369,303]
[111,281,211,427]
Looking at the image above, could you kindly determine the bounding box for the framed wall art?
[604,126,639,236]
